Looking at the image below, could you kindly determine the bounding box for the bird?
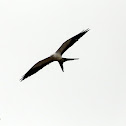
[20,29,89,81]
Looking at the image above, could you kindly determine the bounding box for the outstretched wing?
[56,28,90,55]
[21,56,54,81]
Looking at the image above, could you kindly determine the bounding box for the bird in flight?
[21,29,89,81]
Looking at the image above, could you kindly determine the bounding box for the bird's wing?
[21,56,54,81]
[56,28,90,55]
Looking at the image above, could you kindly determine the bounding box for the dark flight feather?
[56,28,90,55]
[20,56,54,81]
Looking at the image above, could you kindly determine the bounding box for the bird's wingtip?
[82,28,90,33]
[20,78,23,82]
[86,28,90,31]
[20,75,25,82]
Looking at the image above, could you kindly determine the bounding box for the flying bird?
[21,29,89,81]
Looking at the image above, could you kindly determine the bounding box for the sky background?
[0,0,126,126]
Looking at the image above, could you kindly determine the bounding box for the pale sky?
[0,0,126,126]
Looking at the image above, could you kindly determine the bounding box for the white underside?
[52,52,62,60]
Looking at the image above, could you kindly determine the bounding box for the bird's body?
[52,52,62,60]
[21,29,89,81]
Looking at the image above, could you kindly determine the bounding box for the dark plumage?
[56,29,89,55]
[21,29,89,81]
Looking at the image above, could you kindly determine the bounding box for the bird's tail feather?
[63,58,79,62]
[58,58,79,72]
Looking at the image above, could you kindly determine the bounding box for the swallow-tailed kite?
[21,29,89,81]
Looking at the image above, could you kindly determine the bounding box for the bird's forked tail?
[58,58,79,72]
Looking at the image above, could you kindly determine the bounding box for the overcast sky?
[0,0,126,126]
